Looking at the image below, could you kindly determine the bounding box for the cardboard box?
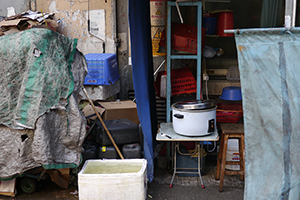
[82,100,139,125]
[99,100,139,125]
[82,104,105,121]
[0,18,28,27]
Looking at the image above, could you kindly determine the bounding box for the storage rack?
[166,1,202,122]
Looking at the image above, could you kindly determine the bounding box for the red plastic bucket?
[217,11,234,37]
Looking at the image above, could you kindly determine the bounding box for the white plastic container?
[225,139,240,170]
[78,159,147,200]
[79,79,120,100]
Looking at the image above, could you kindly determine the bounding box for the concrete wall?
[36,0,132,99]
[0,0,130,99]
[0,0,29,17]
[36,0,116,54]
[116,0,132,98]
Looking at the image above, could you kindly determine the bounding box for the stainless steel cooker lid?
[172,100,216,110]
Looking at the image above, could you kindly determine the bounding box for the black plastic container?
[98,146,119,159]
[96,119,139,146]
[81,142,98,163]
[122,143,142,158]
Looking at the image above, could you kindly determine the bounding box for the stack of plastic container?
[95,119,142,159]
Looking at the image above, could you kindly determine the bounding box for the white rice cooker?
[171,100,217,136]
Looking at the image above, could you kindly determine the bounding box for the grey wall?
[0,0,30,17]
[117,0,131,99]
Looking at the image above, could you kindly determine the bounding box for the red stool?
[216,123,245,192]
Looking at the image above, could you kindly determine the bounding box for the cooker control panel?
[208,119,215,132]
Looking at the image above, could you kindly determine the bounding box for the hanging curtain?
[128,0,158,182]
[235,28,300,200]
[260,0,283,28]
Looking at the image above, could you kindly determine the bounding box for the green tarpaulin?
[0,29,87,179]
[0,28,77,129]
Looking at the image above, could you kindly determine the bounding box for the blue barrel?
[203,14,217,35]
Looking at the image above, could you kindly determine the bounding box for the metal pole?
[197,1,202,100]
[166,1,171,122]
[175,1,184,23]
[285,0,297,28]
[224,27,300,34]
[153,60,165,76]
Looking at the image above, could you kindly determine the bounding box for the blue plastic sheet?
[235,28,300,200]
[128,0,157,182]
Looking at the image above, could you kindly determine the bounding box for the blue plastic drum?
[203,14,217,35]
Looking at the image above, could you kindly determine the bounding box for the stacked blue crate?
[84,53,120,85]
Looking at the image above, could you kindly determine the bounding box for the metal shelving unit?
[166,1,203,122]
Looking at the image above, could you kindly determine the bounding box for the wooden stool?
[216,123,245,192]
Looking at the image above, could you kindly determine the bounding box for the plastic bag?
[203,45,216,58]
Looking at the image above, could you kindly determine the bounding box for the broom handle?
[82,87,124,159]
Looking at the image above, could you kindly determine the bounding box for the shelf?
[166,1,202,122]
[169,55,198,59]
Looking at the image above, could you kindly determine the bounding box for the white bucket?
[225,139,240,170]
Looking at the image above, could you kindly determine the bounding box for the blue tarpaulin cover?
[128,0,157,182]
[235,28,300,200]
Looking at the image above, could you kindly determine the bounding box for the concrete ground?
[0,154,244,200]
[146,155,244,200]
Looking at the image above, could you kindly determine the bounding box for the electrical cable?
[206,141,216,153]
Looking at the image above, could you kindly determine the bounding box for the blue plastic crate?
[84,53,120,85]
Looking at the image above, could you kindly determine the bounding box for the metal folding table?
[156,122,219,188]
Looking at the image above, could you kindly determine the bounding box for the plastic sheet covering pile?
[0,29,87,179]
[0,28,77,129]
[235,28,300,200]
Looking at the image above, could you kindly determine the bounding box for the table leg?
[167,142,171,170]
[169,142,178,188]
[171,142,174,171]
[198,142,205,189]
[216,132,224,180]
[219,134,229,192]
[201,142,204,169]
[239,135,245,181]
[169,141,208,189]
